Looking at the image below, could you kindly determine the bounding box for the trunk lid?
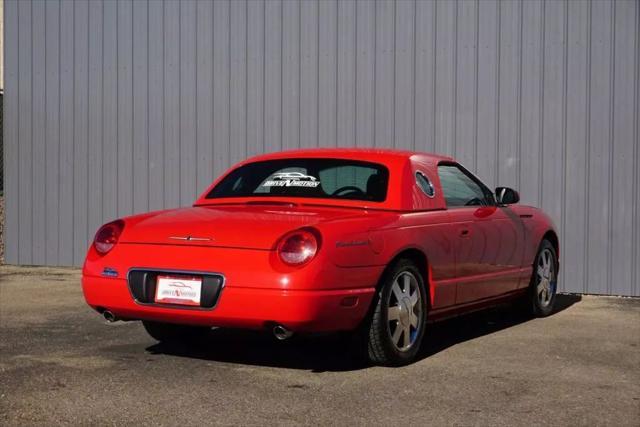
[120,204,364,250]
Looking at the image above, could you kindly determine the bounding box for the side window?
[415,171,435,198]
[437,164,491,208]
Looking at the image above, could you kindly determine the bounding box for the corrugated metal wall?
[3,0,639,296]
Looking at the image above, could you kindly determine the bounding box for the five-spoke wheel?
[527,239,558,317]
[387,271,423,351]
[365,259,427,366]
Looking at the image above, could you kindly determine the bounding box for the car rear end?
[81,153,409,334]
[81,208,382,333]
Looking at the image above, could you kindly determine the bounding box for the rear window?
[206,158,389,202]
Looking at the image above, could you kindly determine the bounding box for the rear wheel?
[526,240,559,317]
[365,259,428,366]
[142,320,210,344]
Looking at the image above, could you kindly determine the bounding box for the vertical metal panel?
[246,0,264,156]
[162,0,180,209]
[318,0,336,147]
[610,0,637,296]
[337,0,356,147]
[87,0,104,252]
[213,0,230,176]
[413,0,435,152]
[4,0,19,263]
[474,0,498,184]
[355,0,375,148]
[374,0,394,148]
[3,0,639,297]
[434,0,455,156]
[632,0,639,296]
[263,0,281,153]
[586,0,613,295]
[102,0,118,223]
[58,0,73,266]
[394,0,415,150]
[282,0,299,150]
[563,0,590,293]
[44,0,60,264]
[496,0,520,188]
[117,0,133,217]
[540,0,566,255]
[454,0,477,167]
[132,0,149,214]
[31,0,46,264]
[229,0,248,162]
[148,0,165,211]
[195,0,214,191]
[179,0,197,205]
[299,0,318,148]
[18,0,33,264]
[519,0,543,207]
[73,0,89,265]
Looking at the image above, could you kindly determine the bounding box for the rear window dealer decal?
[262,172,321,188]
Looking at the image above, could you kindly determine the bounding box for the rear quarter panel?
[322,210,457,310]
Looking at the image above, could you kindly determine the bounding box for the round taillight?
[277,229,320,266]
[94,220,125,255]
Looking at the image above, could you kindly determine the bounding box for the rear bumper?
[82,275,375,332]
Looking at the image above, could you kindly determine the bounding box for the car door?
[436,163,525,304]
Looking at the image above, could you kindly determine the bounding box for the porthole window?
[416,171,435,198]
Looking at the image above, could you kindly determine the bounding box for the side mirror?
[496,187,520,205]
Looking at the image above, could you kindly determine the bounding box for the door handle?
[460,228,470,237]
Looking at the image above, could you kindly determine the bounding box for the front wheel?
[364,259,428,366]
[526,240,559,317]
[142,320,210,344]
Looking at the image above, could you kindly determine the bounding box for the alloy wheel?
[386,271,424,352]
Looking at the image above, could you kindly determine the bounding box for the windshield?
[206,158,389,202]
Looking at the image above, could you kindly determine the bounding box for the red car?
[82,149,559,366]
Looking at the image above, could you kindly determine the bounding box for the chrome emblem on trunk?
[169,236,212,242]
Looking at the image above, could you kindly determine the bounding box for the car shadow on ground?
[145,294,582,373]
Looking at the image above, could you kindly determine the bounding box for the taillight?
[94,220,125,255]
[277,229,320,266]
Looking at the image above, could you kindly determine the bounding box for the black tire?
[526,239,559,317]
[365,259,428,366]
[142,320,210,344]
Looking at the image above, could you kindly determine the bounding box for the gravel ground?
[0,265,639,426]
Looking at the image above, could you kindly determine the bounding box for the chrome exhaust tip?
[103,310,118,322]
[273,325,294,340]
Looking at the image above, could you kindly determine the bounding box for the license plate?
[155,275,202,306]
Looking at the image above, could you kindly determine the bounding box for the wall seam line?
[43,0,48,264]
[30,0,34,263]
[452,0,457,157]
[633,0,640,296]
[432,0,437,153]
[85,1,90,260]
[607,0,616,295]
[473,0,479,172]
[538,0,545,207]
[373,0,376,147]
[561,0,569,291]
[412,0,416,150]
[146,0,150,211]
[517,0,523,192]
[495,1,500,186]
[584,0,592,294]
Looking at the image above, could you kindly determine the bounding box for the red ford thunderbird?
[82,149,559,366]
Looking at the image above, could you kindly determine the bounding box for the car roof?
[195,148,454,211]
[243,148,454,164]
